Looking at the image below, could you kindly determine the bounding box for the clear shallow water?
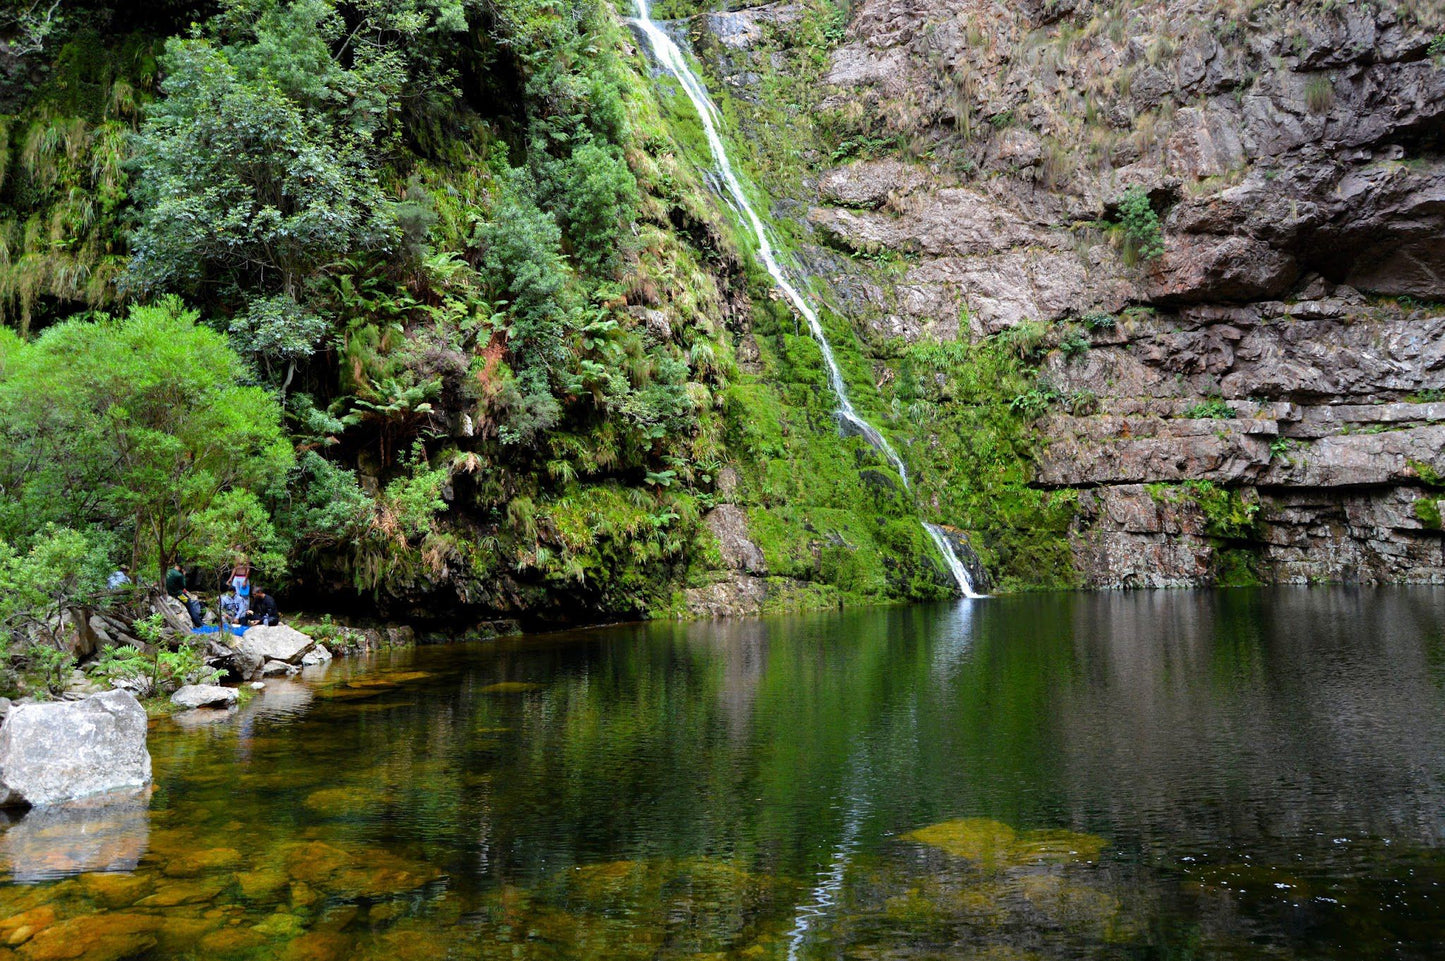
[3,588,1445,959]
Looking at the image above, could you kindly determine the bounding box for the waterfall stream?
[630,0,979,598]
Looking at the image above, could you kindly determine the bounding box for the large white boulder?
[233,625,314,665]
[0,690,152,808]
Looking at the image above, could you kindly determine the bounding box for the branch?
[0,0,61,65]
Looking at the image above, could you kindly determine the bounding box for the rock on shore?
[170,685,239,710]
[215,625,317,680]
[0,690,152,808]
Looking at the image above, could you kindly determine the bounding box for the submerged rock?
[477,682,543,695]
[901,818,1106,868]
[15,911,164,961]
[0,690,152,808]
[279,840,442,900]
[170,685,239,710]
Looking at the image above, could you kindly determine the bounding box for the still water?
[2,588,1444,959]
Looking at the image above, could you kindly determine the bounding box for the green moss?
[0,31,156,330]
[1414,497,1442,531]
[874,334,1081,592]
[1410,460,1445,488]
[1213,548,1262,588]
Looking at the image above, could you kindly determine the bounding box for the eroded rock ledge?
[804,0,1445,588]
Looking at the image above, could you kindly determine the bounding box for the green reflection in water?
[1,588,1444,959]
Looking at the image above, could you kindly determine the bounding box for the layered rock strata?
[716,0,1445,587]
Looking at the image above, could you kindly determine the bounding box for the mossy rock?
[76,873,153,910]
[314,687,388,702]
[197,925,271,958]
[477,682,544,695]
[900,818,1106,868]
[279,841,441,900]
[16,911,163,961]
[277,930,355,961]
[302,786,389,818]
[351,672,431,688]
[0,906,58,947]
[236,867,291,903]
[135,875,232,908]
[251,910,307,940]
[535,856,783,953]
[899,818,1018,866]
[161,846,243,878]
[1016,874,1136,942]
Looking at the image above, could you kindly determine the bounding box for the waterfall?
[631,0,983,596]
[924,524,982,598]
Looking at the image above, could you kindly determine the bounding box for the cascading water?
[629,0,980,598]
[923,524,982,599]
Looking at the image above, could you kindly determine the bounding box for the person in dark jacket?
[242,588,280,627]
[165,561,204,628]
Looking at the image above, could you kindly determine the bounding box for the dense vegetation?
[0,0,1116,699]
[0,0,1033,695]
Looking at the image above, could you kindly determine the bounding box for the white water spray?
[924,523,982,599]
[630,1,978,597]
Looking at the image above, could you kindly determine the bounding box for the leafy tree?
[0,1,62,72]
[125,30,398,314]
[544,137,638,273]
[488,0,638,274]
[0,298,293,570]
[0,525,113,695]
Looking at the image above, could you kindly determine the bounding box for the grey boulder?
[0,690,152,808]
[300,644,332,666]
[230,626,315,679]
[170,685,239,710]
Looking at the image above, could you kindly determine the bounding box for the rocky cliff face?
[692,0,1445,588]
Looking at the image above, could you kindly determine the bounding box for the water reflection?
[0,588,1441,959]
[0,791,150,881]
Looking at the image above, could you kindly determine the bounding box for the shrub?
[1058,330,1091,358]
[90,614,222,695]
[1184,398,1236,419]
[1115,186,1165,265]
[1414,497,1443,531]
[0,299,292,568]
[475,169,578,443]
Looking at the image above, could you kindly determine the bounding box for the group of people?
[158,558,281,630]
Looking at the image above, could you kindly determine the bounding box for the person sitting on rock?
[165,560,204,628]
[242,588,280,627]
[219,586,247,627]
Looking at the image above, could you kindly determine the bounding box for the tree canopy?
[0,297,293,571]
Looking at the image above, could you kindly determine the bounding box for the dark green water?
[3,588,1445,959]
